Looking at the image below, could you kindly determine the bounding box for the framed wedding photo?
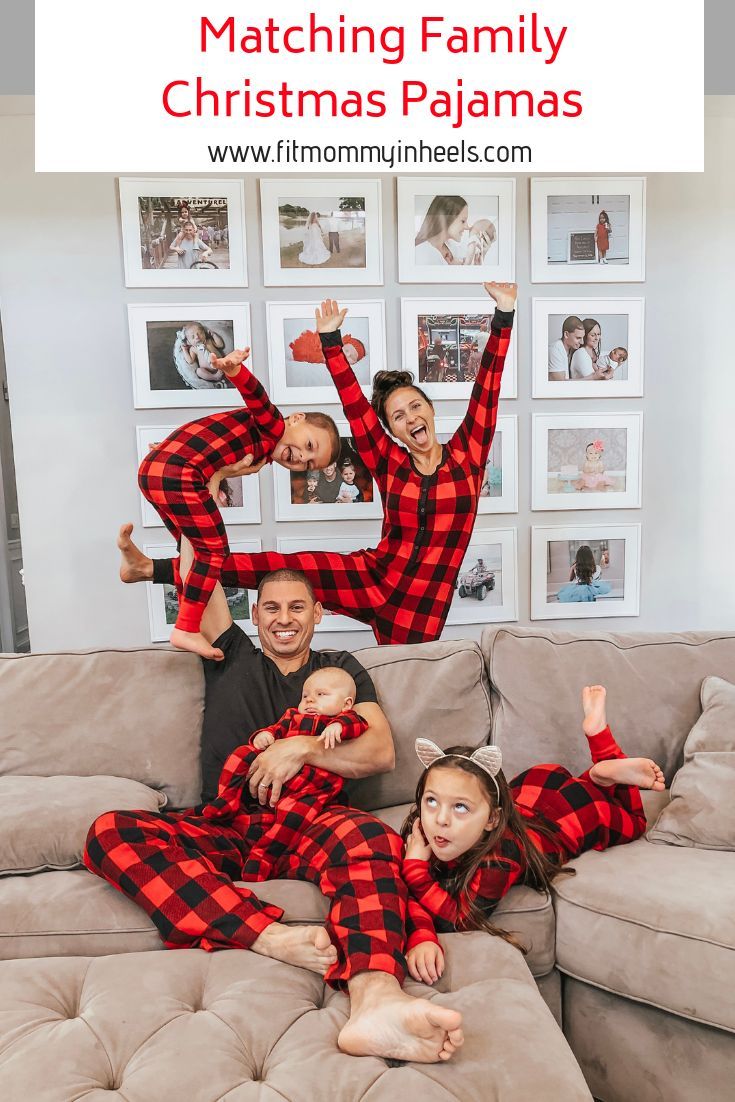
[119,178,247,288]
[272,421,383,521]
[136,425,262,527]
[397,178,515,283]
[266,300,386,406]
[432,416,518,516]
[531,524,641,620]
[145,539,261,642]
[445,529,518,627]
[530,178,646,283]
[128,303,253,410]
[260,179,383,286]
[276,536,380,634]
[532,298,645,398]
[532,412,643,511]
[401,298,517,400]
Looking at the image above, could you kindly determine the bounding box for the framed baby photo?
[144,539,261,642]
[136,425,262,527]
[530,178,646,283]
[276,536,381,634]
[531,524,641,621]
[445,529,518,627]
[272,421,383,522]
[397,177,516,283]
[532,297,645,399]
[259,179,383,286]
[119,178,247,288]
[532,412,643,511]
[128,303,252,409]
[266,300,387,406]
[432,416,518,516]
[400,298,517,400]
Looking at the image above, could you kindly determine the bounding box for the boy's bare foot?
[169,627,224,662]
[339,975,464,1063]
[118,524,154,583]
[590,757,666,791]
[582,684,607,737]
[252,923,338,975]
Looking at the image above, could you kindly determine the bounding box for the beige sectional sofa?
[0,628,732,1100]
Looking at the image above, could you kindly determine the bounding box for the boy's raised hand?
[315,299,348,333]
[210,347,251,377]
[483,282,518,312]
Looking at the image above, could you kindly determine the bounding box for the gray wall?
[0,96,733,652]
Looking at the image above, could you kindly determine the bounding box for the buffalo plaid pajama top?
[403,726,648,949]
[138,365,284,633]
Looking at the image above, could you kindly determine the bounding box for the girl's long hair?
[401,747,573,953]
[415,195,467,245]
[574,544,597,585]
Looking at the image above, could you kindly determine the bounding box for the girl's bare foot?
[589,757,666,791]
[169,627,224,661]
[118,524,154,583]
[252,924,338,975]
[340,976,464,1064]
[582,685,607,737]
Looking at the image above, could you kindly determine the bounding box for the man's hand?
[247,736,312,806]
[315,299,347,333]
[210,347,251,377]
[319,721,343,750]
[483,281,518,312]
[407,941,445,985]
[219,453,268,480]
[405,818,432,862]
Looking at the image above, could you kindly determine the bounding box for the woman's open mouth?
[410,425,429,446]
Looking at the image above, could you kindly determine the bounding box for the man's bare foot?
[169,627,224,661]
[582,684,607,737]
[118,524,154,583]
[252,923,338,975]
[589,757,666,791]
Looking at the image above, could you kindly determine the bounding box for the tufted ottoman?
[0,936,591,1101]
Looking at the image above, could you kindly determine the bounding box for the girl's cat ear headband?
[415,738,502,798]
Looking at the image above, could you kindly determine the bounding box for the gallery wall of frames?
[119,175,647,644]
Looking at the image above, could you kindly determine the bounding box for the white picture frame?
[445,528,518,627]
[136,425,262,527]
[531,524,641,620]
[266,300,387,406]
[260,179,383,286]
[531,177,646,283]
[400,298,517,400]
[397,177,516,283]
[532,297,645,398]
[128,303,253,410]
[432,416,518,516]
[144,539,261,642]
[532,412,643,511]
[276,536,380,633]
[272,420,383,522]
[119,178,247,288]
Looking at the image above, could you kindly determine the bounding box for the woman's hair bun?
[371,369,415,397]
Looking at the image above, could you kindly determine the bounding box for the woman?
[298,211,330,266]
[570,319,614,381]
[415,196,496,267]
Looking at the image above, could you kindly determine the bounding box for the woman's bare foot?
[169,627,224,661]
[590,757,666,791]
[340,974,464,1063]
[582,685,607,737]
[118,524,154,583]
[252,923,338,975]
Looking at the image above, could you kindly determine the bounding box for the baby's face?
[587,445,601,461]
[344,344,359,366]
[299,673,350,716]
[611,348,627,363]
[185,325,206,343]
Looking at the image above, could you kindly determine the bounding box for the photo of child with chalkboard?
[545,194,630,267]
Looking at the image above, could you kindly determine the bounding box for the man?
[548,315,585,381]
[327,213,341,253]
[87,529,464,1064]
[315,460,343,504]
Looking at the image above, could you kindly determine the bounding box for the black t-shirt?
[200,623,378,801]
[315,471,342,503]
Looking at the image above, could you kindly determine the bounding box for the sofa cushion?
[649,676,735,850]
[0,776,167,875]
[0,648,204,808]
[554,838,735,1032]
[347,640,492,811]
[481,627,735,782]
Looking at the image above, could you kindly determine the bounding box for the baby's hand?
[319,721,343,750]
[252,730,275,750]
[210,347,251,377]
[407,941,445,985]
[405,817,432,861]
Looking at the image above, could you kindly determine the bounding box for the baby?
[575,440,615,491]
[596,347,628,374]
[253,667,365,751]
[180,323,226,383]
[336,458,361,503]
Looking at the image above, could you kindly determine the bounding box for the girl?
[414,196,496,266]
[401,686,665,984]
[557,545,612,603]
[596,210,612,264]
[574,440,616,492]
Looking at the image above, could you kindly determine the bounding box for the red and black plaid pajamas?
[403,726,647,949]
[161,311,513,644]
[138,365,283,633]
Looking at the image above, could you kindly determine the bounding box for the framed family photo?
[531,524,641,620]
[119,178,247,288]
[144,539,261,642]
[136,425,262,527]
[432,416,518,516]
[445,529,518,627]
[128,303,252,409]
[260,179,383,286]
[276,536,380,634]
[266,300,387,406]
[532,412,643,511]
[401,298,517,400]
[397,178,515,283]
[532,298,645,398]
[531,178,646,283]
[272,421,382,521]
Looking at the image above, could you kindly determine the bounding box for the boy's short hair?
[304,412,341,465]
[257,568,316,604]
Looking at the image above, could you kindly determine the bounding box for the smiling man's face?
[251,578,322,660]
